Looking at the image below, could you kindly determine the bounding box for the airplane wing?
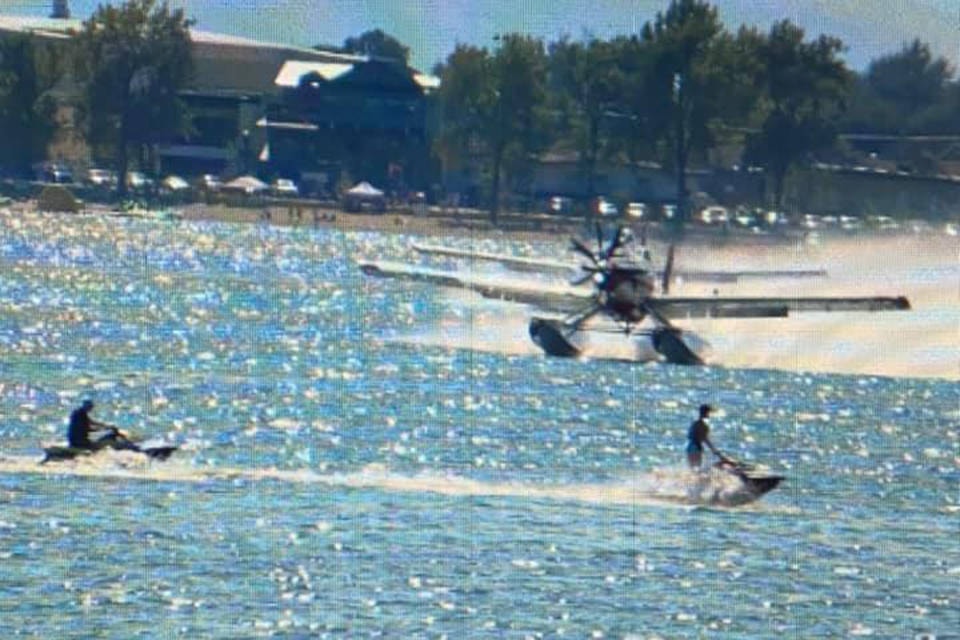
[358,260,591,312]
[648,295,910,319]
[414,243,826,282]
[673,268,828,282]
[412,244,573,274]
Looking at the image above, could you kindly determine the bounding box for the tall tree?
[845,39,955,135]
[0,34,60,174]
[436,35,547,224]
[744,20,851,209]
[547,37,626,200]
[433,43,494,202]
[641,0,725,230]
[73,0,193,195]
[868,39,952,126]
[490,34,549,220]
[342,29,410,64]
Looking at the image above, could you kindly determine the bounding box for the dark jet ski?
[716,460,784,497]
[41,428,178,464]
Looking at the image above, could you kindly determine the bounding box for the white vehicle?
[87,168,117,189]
[734,210,757,227]
[699,206,729,225]
[161,175,190,192]
[626,202,647,219]
[126,171,154,192]
[596,198,618,217]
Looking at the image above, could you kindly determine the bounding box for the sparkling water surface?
[0,210,957,638]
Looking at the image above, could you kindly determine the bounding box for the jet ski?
[40,428,178,464]
[716,460,784,497]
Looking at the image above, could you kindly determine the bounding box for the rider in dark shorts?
[686,404,731,470]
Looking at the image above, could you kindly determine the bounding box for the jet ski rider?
[686,404,732,469]
[67,399,134,451]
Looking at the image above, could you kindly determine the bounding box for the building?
[0,3,438,191]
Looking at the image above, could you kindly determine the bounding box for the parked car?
[733,209,757,228]
[626,202,647,219]
[86,168,118,189]
[595,197,618,217]
[547,195,574,215]
[699,205,729,225]
[271,178,299,197]
[42,163,73,184]
[126,171,155,192]
[161,175,191,193]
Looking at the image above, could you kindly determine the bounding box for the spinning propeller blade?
[603,226,628,261]
[570,237,600,266]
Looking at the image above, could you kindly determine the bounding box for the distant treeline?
[1,0,958,220]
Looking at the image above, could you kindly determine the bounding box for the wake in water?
[0,454,777,509]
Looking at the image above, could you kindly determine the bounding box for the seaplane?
[358,224,911,365]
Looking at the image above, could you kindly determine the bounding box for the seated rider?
[67,399,136,451]
[686,404,732,470]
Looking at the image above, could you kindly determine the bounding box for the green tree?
[433,43,493,201]
[868,39,952,127]
[436,35,548,224]
[547,37,627,200]
[0,34,60,173]
[641,0,725,230]
[73,0,193,195]
[844,39,955,136]
[744,20,851,209]
[342,29,410,64]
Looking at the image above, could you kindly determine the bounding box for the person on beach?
[686,404,732,470]
[67,399,137,451]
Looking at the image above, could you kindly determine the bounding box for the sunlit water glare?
[0,210,957,638]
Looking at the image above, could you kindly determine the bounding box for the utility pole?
[673,71,687,236]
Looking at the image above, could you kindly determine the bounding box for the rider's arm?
[704,437,729,462]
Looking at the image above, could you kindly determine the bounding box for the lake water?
[1,210,957,638]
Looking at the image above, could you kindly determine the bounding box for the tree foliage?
[744,20,851,207]
[342,29,410,64]
[435,35,548,223]
[73,0,193,193]
[0,34,60,172]
[639,0,730,228]
[547,37,628,199]
[844,39,956,135]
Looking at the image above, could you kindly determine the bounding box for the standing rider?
[686,404,732,470]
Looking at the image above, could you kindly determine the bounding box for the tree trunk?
[585,115,599,201]
[489,145,502,226]
[772,164,786,211]
[116,133,129,199]
[673,111,688,237]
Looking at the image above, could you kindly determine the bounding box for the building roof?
[0,13,438,96]
[274,61,355,88]
[0,14,365,95]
